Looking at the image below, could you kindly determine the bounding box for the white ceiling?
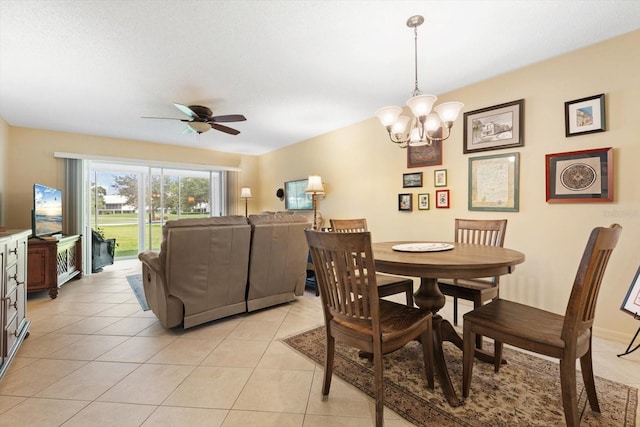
[1,1,639,156]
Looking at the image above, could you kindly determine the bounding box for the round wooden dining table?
[372,241,525,407]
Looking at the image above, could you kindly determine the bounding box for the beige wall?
[259,30,640,343]
[2,30,638,343]
[0,116,8,225]
[3,127,260,229]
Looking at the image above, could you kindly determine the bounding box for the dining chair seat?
[462,223,622,427]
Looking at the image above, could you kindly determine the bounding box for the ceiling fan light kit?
[143,103,246,136]
[376,15,463,148]
[187,121,212,134]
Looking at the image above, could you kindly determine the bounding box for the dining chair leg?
[420,326,435,389]
[473,297,484,349]
[580,344,601,413]
[462,326,475,398]
[559,356,580,427]
[405,288,415,307]
[373,344,385,427]
[453,296,459,325]
[493,341,503,373]
[322,334,335,400]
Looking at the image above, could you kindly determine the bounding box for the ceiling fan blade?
[173,103,200,119]
[142,116,190,122]
[211,123,240,135]
[210,114,247,123]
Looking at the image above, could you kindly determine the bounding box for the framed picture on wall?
[565,93,605,137]
[435,190,449,208]
[434,169,447,187]
[545,147,613,203]
[463,99,524,154]
[468,152,520,211]
[403,172,423,188]
[418,193,430,210]
[407,130,443,168]
[398,193,412,211]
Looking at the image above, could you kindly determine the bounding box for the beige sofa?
[246,213,311,312]
[138,214,311,328]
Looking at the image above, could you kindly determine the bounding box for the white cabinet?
[0,230,30,381]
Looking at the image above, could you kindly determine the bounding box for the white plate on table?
[391,243,454,252]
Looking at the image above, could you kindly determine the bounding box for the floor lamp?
[240,187,252,217]
[305,175,324,230]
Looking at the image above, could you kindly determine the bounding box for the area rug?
[282,326,637,426]
[126,274,149,311]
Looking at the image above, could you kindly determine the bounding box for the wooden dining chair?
[330,218,415,306]
[462,224,622,427]
[305,229,434,427]
[437,219,507,332]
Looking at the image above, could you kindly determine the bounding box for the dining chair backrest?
[330,218,368,233]
[305,228,434,427]
[562,223,622,342]
[455,218,507,247]
[329,217,416,307]
[305,230,380,327]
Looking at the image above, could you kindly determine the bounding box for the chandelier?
[375,15,464,148]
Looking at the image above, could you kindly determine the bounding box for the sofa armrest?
[139,250,162,275]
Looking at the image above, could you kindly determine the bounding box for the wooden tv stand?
[27,235,82,299]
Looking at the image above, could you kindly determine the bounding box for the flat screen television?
[33,183,63,237]
[284,179,313,210]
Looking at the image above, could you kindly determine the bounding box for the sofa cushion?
[160,216,249,267]
[246,214,311,311]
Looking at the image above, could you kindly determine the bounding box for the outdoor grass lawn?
[96,213,208,257]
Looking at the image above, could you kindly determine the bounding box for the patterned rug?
[126,274,149,311]
[282,326,637,426]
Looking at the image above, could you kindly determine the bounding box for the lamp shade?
[406,94,437,117]
[240,187,252,198]
[305,175,324,193]
[424,113,442,132]
[375,106,402,127]
[434,101,464,123]
[391,115,410,134]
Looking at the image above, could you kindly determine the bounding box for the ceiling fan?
[143,103,246,135]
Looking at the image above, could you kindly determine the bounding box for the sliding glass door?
[90,162,225,259]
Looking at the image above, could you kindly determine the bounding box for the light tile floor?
[1,259,638,426]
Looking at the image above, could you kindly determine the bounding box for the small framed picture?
[565,94,605,137]
[545,147,613,203]
[418,193,430,210]
[403,172,423,188]
[435,189,450,208]
[407,138,443,168]
[398,193,412,211]
[434,169,447,187]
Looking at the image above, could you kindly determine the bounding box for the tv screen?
[284,179,313,210]
[33,183,63,237]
